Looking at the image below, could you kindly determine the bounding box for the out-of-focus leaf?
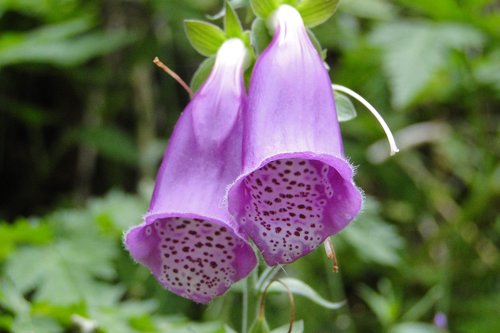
[90,300,157,333]
[334,91,357,122]
[340,0,396,20]
[0,20,134,67]
[271,320,304,333]
[297,0,339,27]
[338,198,404,266]
[0,219,53,261]
[184,20,226,56]
[402,286,443,321]
[155,318,231,333]
[70,126,138,165]
[5,231,120,306]
[359,279,400,327]
[389,322,440,333]
[474,49,500,93]
[0,279,30,315]
[89,191,147,236]
[11,315,63,333]
[370,21,484,108]
[268,278,345,309]
[190,56,216,92]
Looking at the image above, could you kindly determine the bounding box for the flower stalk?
[332,84,399,156]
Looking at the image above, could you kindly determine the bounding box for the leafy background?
[0,0,499,332]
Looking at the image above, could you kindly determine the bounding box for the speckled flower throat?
[240,158,350,264]
[152,218,242,300]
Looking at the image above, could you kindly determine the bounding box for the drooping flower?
[227,5,363,266]
[124,38,257,304]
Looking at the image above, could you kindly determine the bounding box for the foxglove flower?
[125,39,257,303]
[228,5,363,265]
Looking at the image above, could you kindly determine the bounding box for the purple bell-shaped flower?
[228,5,363,265]
[125,39,257,303]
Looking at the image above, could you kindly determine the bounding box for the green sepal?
[224,1,244,38]
[184,20,226,56]
[334,91,358,122]
[249,317,271,333]
[297,0,340,27]
[190,56,216,92]
[251,18,272,55]
[306,29,326,60]
[250,0,279,19]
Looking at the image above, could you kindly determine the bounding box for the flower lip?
[228,153,362,265]
[125,213,256,304]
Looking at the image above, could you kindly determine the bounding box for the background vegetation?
[0,0,498,332]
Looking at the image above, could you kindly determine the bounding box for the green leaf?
[190,56,216,92]
[89,190,147,235]
[225,1,244,38]
[251,18,272,55]
[0,279,30,315]
[11,315,62,333]
[338,198,404,266]
[389,322,440,333]
[359,279,400,326]
[0,219,53,261]
[297,0,340,27]
[334,91,357,122]
[0,19,134,67]
[249,317,271,333]
[184,20,226,56]
[370,21,484,108]
[70,126,138,165]
[268,278,345,309]
[90,300,158,333]
[250,0,281,18]
[340,0,396,20]
[271,320,304,333]
[5,231,120,306]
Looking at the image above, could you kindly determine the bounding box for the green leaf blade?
[334,91,357,122]
[297,0,340,28]
[224,1,244,38]
[184,20,226,56]
[268,278,345,309]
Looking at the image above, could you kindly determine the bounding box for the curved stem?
[153,57,193,98]
[255,265,282,293]
[258,279,295,333]
[332,84,399,156]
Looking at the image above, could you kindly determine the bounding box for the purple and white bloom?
[227,5,363,266]
[124,39,257,304]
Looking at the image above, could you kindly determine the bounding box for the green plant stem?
[242,276,250,333]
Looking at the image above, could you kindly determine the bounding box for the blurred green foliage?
[0,0,499,332]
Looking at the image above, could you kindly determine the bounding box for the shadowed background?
[0,0,498,332]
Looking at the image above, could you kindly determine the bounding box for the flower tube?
[125,39,256,303]
[228,5,363,265]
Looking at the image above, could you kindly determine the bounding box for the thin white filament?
[332,84,400,156]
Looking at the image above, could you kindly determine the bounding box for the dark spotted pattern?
[147,218,239,299]
[241,158,335,263]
